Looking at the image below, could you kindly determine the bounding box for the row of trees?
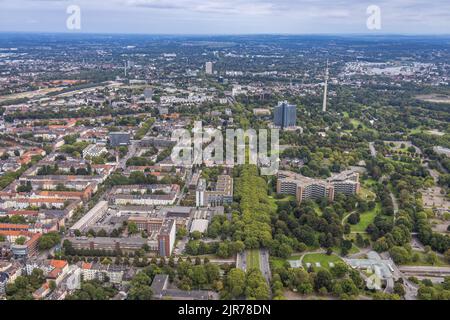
[185,239,245,258]
[270,261,374,300]
[232,165,274,249]
[221,268,270,300]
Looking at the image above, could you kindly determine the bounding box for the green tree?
[127,222,139,235]
[226,268,246,298]
[314,270,333,292]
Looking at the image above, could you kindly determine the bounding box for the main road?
[260,249,272,284]
[118,139,139,170]
[236,251,247,272]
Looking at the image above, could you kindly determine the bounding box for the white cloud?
[0,0,449,34]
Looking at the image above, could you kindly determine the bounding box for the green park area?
[350,202,382,233]
[247,249,261,270]
[302,253,343,270]
[403,250,450,267]
[359,186,376,201]
[362,178,377,188]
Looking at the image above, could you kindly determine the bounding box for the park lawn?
[359,186,376,201]
[343,114,374,132]
[270,253,305,270]
[268,194,295,212]
[311,202,323,216]
[267,196,278,212]
[302,253,343,270]
[247,249,261,270]
[350,244,360,254]
[347,232,370,242]
[409,127,424,135]
[362,178,377,188]
[350,118,366,129]
[351,203,381,233]
[331,244,360,255]
[402,250,450,267]
[389,146,409,153]
[270,257,287,269]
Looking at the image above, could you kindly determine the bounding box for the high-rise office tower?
[322,60,329,112]
[274,101,297,129]
[205,61,213,75]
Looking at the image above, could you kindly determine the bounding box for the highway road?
[236,251,247,272]
[260,249,272,284]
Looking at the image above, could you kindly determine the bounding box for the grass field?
[268,195,295,212]
[270,257,287,269]
[402,250,450,267]
[350,203,381,233]
[331,244,360,255]
[350,118,366,129]
[267,196,278,212]
[347,232,370,242]
[247,249,261,270]
[342,112,373,132]
[362,178,378,188]
[409,127,424,135]
[302,253,343,270]
[359,186,376,201]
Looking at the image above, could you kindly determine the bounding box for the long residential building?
[67,218,176,257]
[69,201,108,235]
[196,175,233,207]
[81,262,125,284]
[109,184,179,206]
[277,170,360,203]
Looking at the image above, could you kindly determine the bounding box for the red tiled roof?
[50,260,68,269]
[81,262,92,270]
[0,223,29,230]
[7,210,39,216]
[48,268,62,279]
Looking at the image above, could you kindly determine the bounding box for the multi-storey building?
[277,170,360,203]
[273,101,297,129]
[81,262,125,284]
[109,132,130,147]
[205,62,213,75]
[196,175,233,207]
[158,219,176,257]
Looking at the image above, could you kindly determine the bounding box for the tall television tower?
[322,60,329,113]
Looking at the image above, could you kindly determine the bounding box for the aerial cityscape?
[0,0,449,307]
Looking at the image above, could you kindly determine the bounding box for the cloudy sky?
[0,0,449,34]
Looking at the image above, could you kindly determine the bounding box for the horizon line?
[1,31,450,37]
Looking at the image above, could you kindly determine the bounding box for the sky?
[0,0,449,35]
